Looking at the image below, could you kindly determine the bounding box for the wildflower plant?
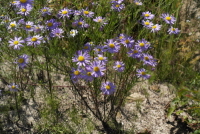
[0,0,185,133]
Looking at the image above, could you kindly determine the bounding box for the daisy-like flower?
[111,3,125,12]
[105,39,120,53]
[9,37,24,50]
[7,21,18,30]
[24,21,34,31]
[15,0,34,7]
[15,54,29,69]
[121,36,135,48]
[167,26,180,34]
[134,0,143,5]
[41,7,52,16]
[46,19,59,30]
[17,5,32,16]
[111,0,124,4]
[161,13,176,25]
[58,8,72,18]
[33,24,44,33]
[127,47,142,59]
[93,16,108,25]
[26,35,43,47]
[72,18,89,28]
[73,10,82,16]
[82,69,94,81]
[141,20,153,29]
[50,28,64,38]
[72,50,91,67]
[69,29,78,37]
[113,61,125,72]
[82,42,92,51]
[8,83,19,92]
[141,53,157,67]
[94,54,108,64]
[135,39,151,51]
[136,68,150,79]
[86,61,106,77]
[82,9,94,18]
[151,24,162,32]
[142,11,154,20]
[93,45,106,54]
[71,67,83,82]
[100,81,116,95]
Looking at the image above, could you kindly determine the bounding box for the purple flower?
[136,68,150,79]
[117,33,127,41]
[8,83,19,92]
[72,18,89,28]
[142,11,154,20]
[93,45,107,54]
[93,16,108,25]
[100,81,116,95]
[111,0,124,4]
[121,36,135,48]
[82,9,94,18]
[151,24,162,32]
[71,67,83,82]
[82,69,94,81]
[9,37,24,50]
[26,35,43,47]
[113,61,125,72]
[50,28,64,38]
[46,19,59,30]
[161,13,176,25]
[41,7,52,16]
[15,54,29,69]
[17,5,33,16]
[134,0,143,5]
[15,0,34,7]
[58,8,72,18]
[94,54,108,64]
[135,39,151,51]
[33,25,44,33]
[141,20,153,29]
[82,42,92,51]
[24,21,34,31]
[127,48,142,59]
[111,3,125,12]
[167,26,180,34]
[73,10,82,16]
[86,61,106,77]
[105,39,120,53]
[72,50,91,67]
[141,53,157,67]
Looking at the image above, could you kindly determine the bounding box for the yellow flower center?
[152,25,157,29]
[31,37,37,42]
[135,2,139,5]
[42,9,47,12]
[84,11,89,15]
[115,4,120,7]
[133,50,138,53]
[119,36,123,39]
[139,43,144,47]
[20,0,27,3]
[87,72,91,76]
[116,64,121,68]
[26,25,31,29]
[74,71,80,75]
[78,56,85,61]
[84,46,88,49]
[78,22,83,25]
[10,23,16,27]
[171,28,175,31]
[11,85,16,89]
[62,11,68,14]
[144,22,150,25]
[93,67,99,72]
[21,8,26,12]
[141,72,146,75]
[166,16,171,20]
[98,19,102,22]
[109,43,115,48]
[144,57,149,60]
[98,57,104,60]
[125,40,130,44]
[18,58,24,63]
[13,41,19,45]
[105,85,110,90]
[145,14,149,17]
[47,22,53,27]
[12,1,16,3]
[97,49,101,51]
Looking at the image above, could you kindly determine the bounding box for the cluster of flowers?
[141,11,180,34]
[71,34,156,95]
